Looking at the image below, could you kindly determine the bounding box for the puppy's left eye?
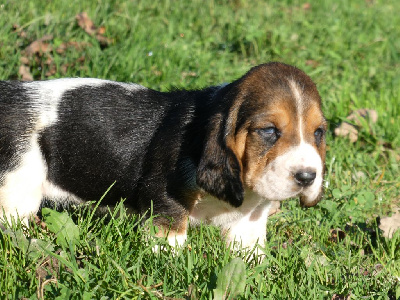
[256,126,281,144]
[314,127,325,146]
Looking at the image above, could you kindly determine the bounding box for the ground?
[0,0,399,298]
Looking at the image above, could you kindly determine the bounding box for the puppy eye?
[314,127,325,146]
[256,126,281,143]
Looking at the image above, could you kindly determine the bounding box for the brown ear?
[196,114,244,207]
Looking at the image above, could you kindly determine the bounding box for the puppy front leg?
[151,213,189,250]
[224,201,272,250]
[154,222,188,248]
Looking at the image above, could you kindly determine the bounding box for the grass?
[0,0,399,298]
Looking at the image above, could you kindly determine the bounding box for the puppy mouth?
[299,190,323,207]
[294,176,324,207]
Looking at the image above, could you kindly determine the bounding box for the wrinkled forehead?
[237,74,325,129]
[271,79,324,123]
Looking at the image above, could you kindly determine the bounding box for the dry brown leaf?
[98,26,106,35]
[44,55,53,65]
[94,34,112,46]
[76,12,111,45]
[76,12,97,35]
[33,215,47,230]
[379,211,400,238]
[329,228,346,243]
[334,109,378,142]
[55,43,68,54]
[26,42,51,55]
[45,64,57,77]
[61,63,71,74]
[20,56,30,65]
[19,64,33,81]
[24,35,53,56]
[77,55,86,63]
[12,23,28,38]
[335,122,359,143]
[56,41,91,54]
[181,71,198,79]
[331,294,351,300]
[305,59,320,68]
[346,108,378,125]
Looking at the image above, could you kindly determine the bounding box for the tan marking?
[242,105,298,190]
[302,104,327,172]
[303,104,326,143]
[226,130,248,161]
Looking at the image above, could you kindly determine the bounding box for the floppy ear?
[196,114,244,207]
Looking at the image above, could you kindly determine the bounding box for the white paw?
[151,232,187,254]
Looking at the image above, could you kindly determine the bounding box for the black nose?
[294,171,316,187]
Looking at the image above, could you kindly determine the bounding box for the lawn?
[0,0,399,298]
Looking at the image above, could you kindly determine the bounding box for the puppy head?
[197,62,326,207]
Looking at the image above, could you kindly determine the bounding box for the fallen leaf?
[372,263,384,276]
[12,23,27,38]
[45,64,57,77]
[335,122,359,142]
[360,267,369,276]
[77,55,86,63]
[334,109,378,142]
[44,55,53,65]
[55,41,91,54]
[24,35,53,56]
[346,108,378,124]
[305,59,319,68]
[329,228,346,243]
[281,238,293,249]
[76,12,97,35]
[19,64,33,81]
[76,12,111,45]
[20,56,30,65]
[181,71,198,79]
[331,294,351,300]
[97,26,106,35]
[95,34,111,46]
[379,211,400,238]
[33,215,47,230]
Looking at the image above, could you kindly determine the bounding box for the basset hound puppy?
[0,62,326,249]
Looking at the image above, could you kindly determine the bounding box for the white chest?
[189,190,273,248]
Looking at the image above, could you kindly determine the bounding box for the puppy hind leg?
[0,142,46,225]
